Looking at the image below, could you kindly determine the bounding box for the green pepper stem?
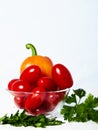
[26,43,37,56]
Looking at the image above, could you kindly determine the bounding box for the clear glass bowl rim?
[7,88,69,95]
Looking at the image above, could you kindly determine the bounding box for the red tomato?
[28,105,46,116]
[52,64,73,90]
[25,87,45,113]
[12,80,32,92]
[58,91,66,101]
[8,79,18,90]
[30,92,65,115]
[20,65,41,84]
[14,96,26,109]
[37,76,57,91]
[42,92,60,112]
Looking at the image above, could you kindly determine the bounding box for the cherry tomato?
[12,80,32,92]
[28,92,65,115]
[8,79,19,90]
[58,91,66,101]
[28,105,46,116]
[42,92,60,112]
[25,87,45,113]
[14,96,26,109]
[52,63,73,90]
[37,76,57,91]
[20,65,41,84]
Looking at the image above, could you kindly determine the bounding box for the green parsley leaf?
[73,88,86,99]
[61,88,98,123]
[0,110,63,128]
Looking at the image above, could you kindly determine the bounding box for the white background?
[0,0,98,129]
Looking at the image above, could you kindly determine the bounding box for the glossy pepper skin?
[20,43,53,77]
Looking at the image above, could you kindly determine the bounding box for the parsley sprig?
[61,88,98,123]
[0,110,63,128]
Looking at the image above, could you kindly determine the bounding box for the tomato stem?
[26,43,37,56]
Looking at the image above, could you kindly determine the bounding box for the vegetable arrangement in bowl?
[7,43,73,116]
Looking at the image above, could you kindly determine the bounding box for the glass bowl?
[8,89,67,117]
